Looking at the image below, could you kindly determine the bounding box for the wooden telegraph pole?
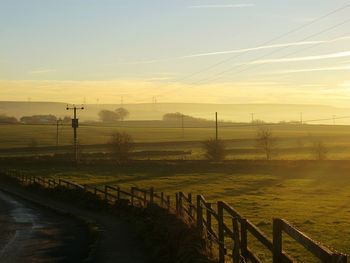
[66,105,84,164]
[215,112,218,141]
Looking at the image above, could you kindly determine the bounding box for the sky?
[1,0,350,106]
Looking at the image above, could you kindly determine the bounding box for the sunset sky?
[1,0,350,106]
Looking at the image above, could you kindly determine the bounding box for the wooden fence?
[3,169,347,263]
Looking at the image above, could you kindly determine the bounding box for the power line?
[190,2,350,82]
[152,2,350,97]
[190,17,350,86]
[72,115,350,129]
[14,114,350,129]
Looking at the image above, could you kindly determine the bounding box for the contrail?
[108,36,350,66]
[248,51,350,65]
[268,65,350,74]
[188,4,254,8]
[181,36,350,59]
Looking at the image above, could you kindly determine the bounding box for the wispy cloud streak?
[249,51,350,65]
[29,69,56,74]
[104,36,350,66]
[188,4,254,9]
[181,36,350,59]
[268,65,350,74]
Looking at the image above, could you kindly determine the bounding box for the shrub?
[311,140,328,160]
[203,138,226,161]
[108,132,134,163]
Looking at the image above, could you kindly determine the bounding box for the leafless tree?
[98,110,121,122]
[203,138,227,161]
[256,127,277,160]
[311,140,328,160]
[115,107,129,121]
[108,132,134,163]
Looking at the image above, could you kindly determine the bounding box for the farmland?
[2,121,350,261]
[2,122,350,160]
[3,160,350,262]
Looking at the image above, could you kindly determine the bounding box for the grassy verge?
[0,173,214,263]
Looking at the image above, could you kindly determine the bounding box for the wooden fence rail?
[3,169,347,263]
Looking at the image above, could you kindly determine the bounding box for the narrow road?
[0,190,89,262]
[0,185,150,263]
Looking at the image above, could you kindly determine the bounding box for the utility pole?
[66,105,84,164]
[250,113,254,123]
[56,118,62,147]
[300,112,303,124]
[215,112,218,141]
[181,114,184,139]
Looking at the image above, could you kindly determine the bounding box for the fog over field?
[2,0,350,262]
[1,101,349,124]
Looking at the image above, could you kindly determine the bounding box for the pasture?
[5,160,350,261]
[2,123,350,160]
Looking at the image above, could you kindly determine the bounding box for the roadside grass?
[7,161,350,261]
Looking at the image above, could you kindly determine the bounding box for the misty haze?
[1,1,350,263]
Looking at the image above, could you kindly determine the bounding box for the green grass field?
[6,160,350,262]
[2,122,350,261]
[2,123,350,160]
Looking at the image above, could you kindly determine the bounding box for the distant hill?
[0,101,349,124]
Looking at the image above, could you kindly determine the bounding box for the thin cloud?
[248,51,350,65]
[269,65,350,74]
[29,69,56,74]
[103,36,350,66]
[188,4,254,9]
[182,36,350,58]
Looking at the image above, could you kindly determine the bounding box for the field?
[2,121,350,261]
[4,160,350,262]
[2,123,350,160]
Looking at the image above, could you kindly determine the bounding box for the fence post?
[273,218,283,263]
[232,217,241,263]
[241,218,248,261]
[188,193,192,218]
[218,201,225,263]
[207,203,212,242]
[179,192,183,216]
[150,187,154,204]
[196,195,203,236]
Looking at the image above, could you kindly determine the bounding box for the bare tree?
[98,110,120,122]
[108,132,134,163]
[311,140,328,160]
[115,107,129,121]
[203,138,227,161]
[255,127,277,160]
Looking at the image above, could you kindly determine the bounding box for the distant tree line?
[162,112,207,122]
[0,114,18,124]
[0,114,72,124]
[98,107,130,123]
